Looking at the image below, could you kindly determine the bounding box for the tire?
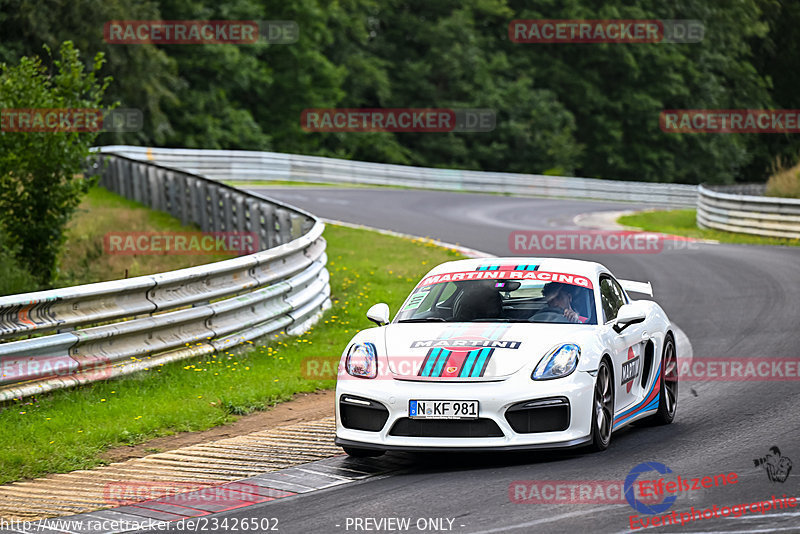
[642,334,678,425]
[342,446,385,458]
[589,358,614,451]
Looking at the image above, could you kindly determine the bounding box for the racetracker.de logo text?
[509,480,661,504]
[104,232,258,256]
[661,109,800,133]
[103,20,298,44]
[102,481,287,506]
[679,358,800,381]
[0,108,142,132]
[300,108,495,133]
[509,230,700,254]
[1,355,112,383]
[509,20,704,44]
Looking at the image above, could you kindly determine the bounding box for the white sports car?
[334,258,678,457]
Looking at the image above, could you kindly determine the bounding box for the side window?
[599,276,627,323]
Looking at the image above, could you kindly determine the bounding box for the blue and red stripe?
[612,362,662,429]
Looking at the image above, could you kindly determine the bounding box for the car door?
[598,275,648,414]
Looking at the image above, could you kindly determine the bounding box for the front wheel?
[589,358,614,451]
[643,334,678,425]
[342,446,384,458]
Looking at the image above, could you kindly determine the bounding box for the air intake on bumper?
[389,418,504,438]
[339,395,390,432]
[505,397,570,433]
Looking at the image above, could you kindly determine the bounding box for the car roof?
[422,257,610,279]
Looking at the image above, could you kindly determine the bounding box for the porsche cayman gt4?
[334,258,678,457]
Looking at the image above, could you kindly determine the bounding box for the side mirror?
[366,303,390,326]
[613,303,647,333]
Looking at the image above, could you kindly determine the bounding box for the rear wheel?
[643,334,678,425]
[589,358,614,451]
[342,446,385,458]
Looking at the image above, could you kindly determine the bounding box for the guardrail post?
[233,195,247,234]
[259,204,276,247]
[220,191,233,232]
[190,178,204,229]
[149,166,162,212]
[206,183,220,231]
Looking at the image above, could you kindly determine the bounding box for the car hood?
[381,322,595,381]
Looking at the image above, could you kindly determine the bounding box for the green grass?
[57,187,233,287]
[0,224,464,483]
[618,209,800,247]
[0,187,235,296]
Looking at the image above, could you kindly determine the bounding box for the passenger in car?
[452,282,503,321]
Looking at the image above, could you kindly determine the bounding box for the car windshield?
[395,277,597,325]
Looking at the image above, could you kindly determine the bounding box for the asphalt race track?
[145,187,800,534]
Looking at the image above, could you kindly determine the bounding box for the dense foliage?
[0,42,110,285]
[1,0,799,187]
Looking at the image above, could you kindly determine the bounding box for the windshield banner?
[418,270,593,289]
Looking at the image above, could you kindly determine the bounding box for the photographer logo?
[754,446,792,483]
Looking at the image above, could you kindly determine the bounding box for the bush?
[0,41,112,286]
[766,160,800,198]
[0,228,39,295]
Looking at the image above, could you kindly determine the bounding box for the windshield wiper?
[396,317,447,323]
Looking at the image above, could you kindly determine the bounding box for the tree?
[505,0,773,184]
[0,41,112,285]
[0,0,180,147]
[0,0,788,183]
[748,0,800,178]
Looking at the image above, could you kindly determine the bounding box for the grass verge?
[618,209,800,247]
[0,187,234,296]
[0,224,464,484]
[57,187,233,287]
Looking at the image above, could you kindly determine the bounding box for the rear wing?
[618,279,653,297]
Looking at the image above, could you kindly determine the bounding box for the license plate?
[409,400,479,419]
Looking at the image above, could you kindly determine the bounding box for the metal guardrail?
[95,146,699,207]
[0,154,331,401]
[697,184,800,239]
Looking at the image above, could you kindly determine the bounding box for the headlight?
[532,343,581,380]
[345,343,377,378]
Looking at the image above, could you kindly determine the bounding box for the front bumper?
[334,436,591,452]
[335,370,595,451]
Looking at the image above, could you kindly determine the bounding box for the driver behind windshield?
[532,282,588,323]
